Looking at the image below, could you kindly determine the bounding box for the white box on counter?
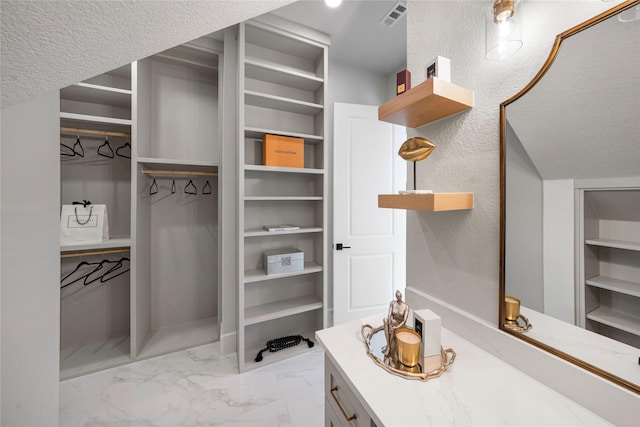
[413,308,441,359]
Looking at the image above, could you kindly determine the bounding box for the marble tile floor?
[59,345,325,427]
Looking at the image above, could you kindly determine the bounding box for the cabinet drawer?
[325,358,375,427]
[325,397,344,427]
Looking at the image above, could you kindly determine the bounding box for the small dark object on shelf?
[255,335,314,362]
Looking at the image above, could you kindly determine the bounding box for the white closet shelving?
[59,32,225,379]
[59,64,133,380]
[578,187,640,348]
[238,17,329,371]
[134,35,222,360]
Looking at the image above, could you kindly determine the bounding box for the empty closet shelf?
[244,295,323,326]
[244,262,323,283]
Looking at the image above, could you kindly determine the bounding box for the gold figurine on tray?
[361,291,456,381]
[382,290,410,360]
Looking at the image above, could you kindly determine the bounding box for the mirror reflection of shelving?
[59,64,133,379]
[580,188,640,349]
[238,16,329,371]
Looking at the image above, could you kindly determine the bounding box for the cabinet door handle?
[330,386,357,422]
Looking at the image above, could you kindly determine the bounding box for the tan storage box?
[263,134,304,168]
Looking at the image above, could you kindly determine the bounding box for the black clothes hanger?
[60,260,101,289]
[83,259,121,286]
[202,180,212,195]
[150,178,158,195]
[73,136,85,157]
[185,179,197,195]
[116,141,131,159]
[60,142,76,157]
[61,136,84,158]
[100,257,130,283]
[171,178,176,194]
[97,136,114,158]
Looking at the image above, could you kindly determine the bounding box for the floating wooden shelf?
[378,193,473,211]
[378,77,473,128]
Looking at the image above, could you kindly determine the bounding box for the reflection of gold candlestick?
[505,295,521,321]
[395,328,421,367]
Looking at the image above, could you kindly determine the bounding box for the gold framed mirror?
[499,0,640,394]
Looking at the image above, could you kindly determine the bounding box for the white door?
[333,103,406,325]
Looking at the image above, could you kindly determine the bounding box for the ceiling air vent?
[379,0,407,27]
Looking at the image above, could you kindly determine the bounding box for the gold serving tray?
[361,324,456,381]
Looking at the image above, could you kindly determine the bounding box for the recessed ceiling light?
[325,0,343,8]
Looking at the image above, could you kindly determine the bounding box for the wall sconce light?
[486,0,523,60]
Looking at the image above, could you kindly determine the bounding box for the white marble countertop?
[520,306,640,387]
[316,315,612,426]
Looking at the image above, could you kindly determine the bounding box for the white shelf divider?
[244,164,324,174]
[586,276,640,298]
[244,262,323,283]
[59,112,132,126]
[244,90,323,115]
[244,127,323,142]
[245,58,323,91]
[244,227,323,238]
[60,237,131,253]
[244,295,323,326]
[137,157,219,168]
[586,307,640,336]
[585,238,640,251]
[244,196,323,201]
[61,83,131,108]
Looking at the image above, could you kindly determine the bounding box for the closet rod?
[142,169,218,177]
[60,247,130,259]
[60,127,131,138]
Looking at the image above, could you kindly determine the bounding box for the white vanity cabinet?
[578,186,640,348]
[237,16,329,372]
[316,318,612,426]
[325,357,377,427]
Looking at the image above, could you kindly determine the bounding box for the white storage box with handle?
[264,248,304,275]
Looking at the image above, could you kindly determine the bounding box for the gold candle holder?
[505,295,521,321]
[395,327,421,367]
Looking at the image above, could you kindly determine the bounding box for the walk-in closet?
[59,64,134,379]
[59,33,223,379]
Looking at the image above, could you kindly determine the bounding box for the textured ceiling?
[1,0,406,110]
[1,0,295,109]
[507,9,640,180]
